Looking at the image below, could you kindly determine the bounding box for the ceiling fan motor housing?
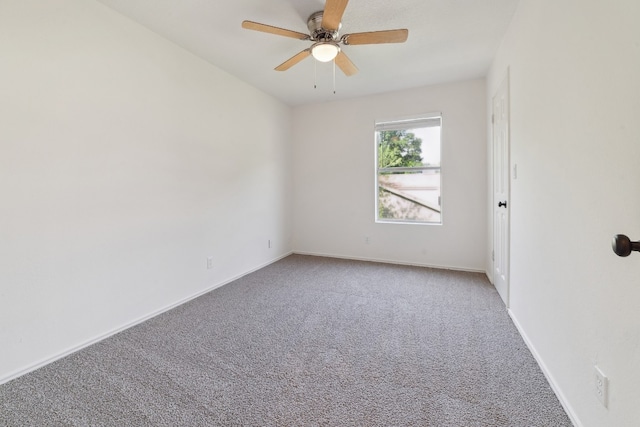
[307,11,340,41]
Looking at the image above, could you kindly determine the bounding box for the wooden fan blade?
[275,49,311,71]
[343,29,409,45]
[335,51,358,76]
[242,20,309,40]
[322,0,349,31]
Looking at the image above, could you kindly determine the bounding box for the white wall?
[487,1,640,425]
[292,80,487,271]
[0,0,292,383]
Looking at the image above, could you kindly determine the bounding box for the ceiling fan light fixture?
[311,42,340,62]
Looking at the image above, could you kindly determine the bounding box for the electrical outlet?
[365,236,370,245]
[594,365,608,408]
[206,257,213,270]
[268,239,272,249]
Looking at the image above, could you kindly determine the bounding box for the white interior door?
[493,74,510,306]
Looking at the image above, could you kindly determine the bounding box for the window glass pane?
[376,117,441,224]
[378,170,441,222]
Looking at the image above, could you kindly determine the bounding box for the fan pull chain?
[333,59,336,94]
[314,59,317,89]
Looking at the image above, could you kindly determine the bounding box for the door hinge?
[492,250,495,261]
[491,114,495,124]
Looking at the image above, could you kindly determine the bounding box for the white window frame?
[374,113,443,225]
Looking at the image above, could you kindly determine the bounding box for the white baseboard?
[485,268,493,284]
[508,309,582,427]
[293,250,485,274]
[0,252,293,386]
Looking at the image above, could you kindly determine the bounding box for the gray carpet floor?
[0,255,572,426]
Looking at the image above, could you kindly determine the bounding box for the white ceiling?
[96,0,520,106]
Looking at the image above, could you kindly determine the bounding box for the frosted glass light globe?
[311,43,340,62]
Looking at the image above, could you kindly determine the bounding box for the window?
[375,115,442,224]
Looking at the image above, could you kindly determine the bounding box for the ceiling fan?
[241,0,409,76]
